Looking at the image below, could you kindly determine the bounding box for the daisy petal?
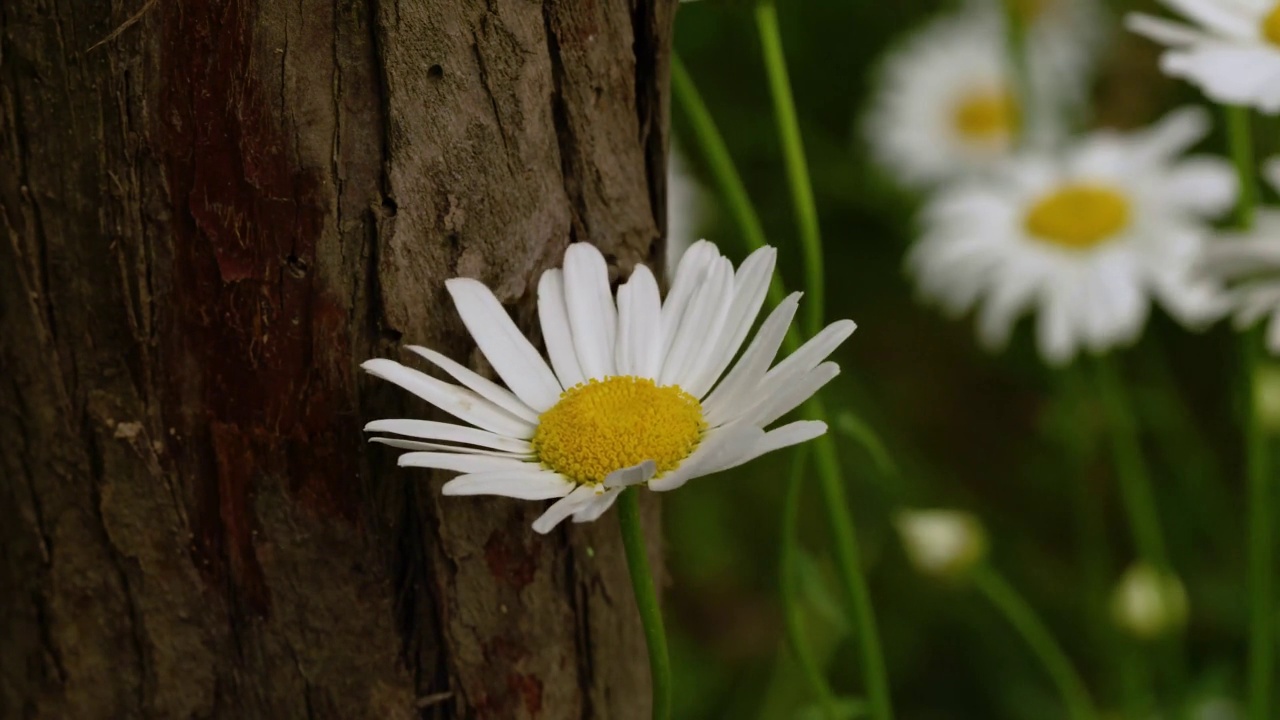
[631,265,665,379]
[1164,156,1238,217]
[442,470,577,500]
[564,243,619,381]
[1132,106,1209,164]
[1037,281,1077,366]
[752,362,840,427]
[406,346,540,424]
[1161,0,1256,39]
[648,422,764,492]
[660,241,721,358]
[1125,13,1207,47]
[1201,234,1280,278]
[370,437,532,458]
[703,293,802,427]
[364,419,533,454]
[532,485,599,534]
[398,452,536,474]
[686,246,777,398]
[603,460,658,489]
[735,420,829,468]
[660,256,735,388]
[446,278,564,411]
[572,489,623,523]
[362,359,535,439]
[755,320,856,392]
[538,269,587,390]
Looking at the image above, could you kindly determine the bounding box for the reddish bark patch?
[484,529,539,591]
[155,0,358,615]
[507,673,544,715]
[472,640,543,716]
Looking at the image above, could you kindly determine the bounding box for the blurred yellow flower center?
[1025,184,1131,249]
[952,89,1018,141]
[1263,5,1280,46]
[533,376,705,484]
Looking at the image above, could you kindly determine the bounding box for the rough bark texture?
[0,0,676,717]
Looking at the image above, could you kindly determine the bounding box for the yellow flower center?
[1263,4,1280,47]
[951,89,1018,142]
[1024,184,1131,249]
[532,376,705,484]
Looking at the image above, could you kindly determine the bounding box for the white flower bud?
[1110,563,1188,639]
[895,509,987,579]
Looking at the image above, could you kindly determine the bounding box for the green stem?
[755,0,823,338]
[1000,0,1034,146]
[674,42,892,719]
[813,410,894,720]
[670,55,771,260]
[1227,106,1258,229]
[1245,332,1272,720]
[755,5,892,717]
[617,487,671,720]
[779,446,839,720]
[1225,104,1273,720]
[972,565,1100,720]
[1092,356,1169,571]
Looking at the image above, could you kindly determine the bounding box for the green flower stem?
[972,565,1100,720]
[780,446,840,720]
[670,55,771,260]
[755,0,823,337]
[617,487,671,720]
[1092,356,1169,571]
[756,5,893,718]
[1228,106,1258,229]
[813,420,893,720]
[674,36,894,719]
[1226,104,1273,720]
[674,49,831,706]
[999,0,1034,145]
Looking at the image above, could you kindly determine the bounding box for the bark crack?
[471,26,514,164]
[631,0,668,257]
[541,4,585,245]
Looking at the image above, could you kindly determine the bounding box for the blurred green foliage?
[665,1,1265,717]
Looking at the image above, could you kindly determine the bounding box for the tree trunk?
[0,0,675,717]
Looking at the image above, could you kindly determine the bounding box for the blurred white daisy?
[1199,157,1280,351]
[1127,0,1280,113]
[908,107,1236,365]
[364,242,854,533]
[865,7,1091,189]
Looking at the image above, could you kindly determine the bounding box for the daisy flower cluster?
[857,0,1280,715]
[864,0,1280,365]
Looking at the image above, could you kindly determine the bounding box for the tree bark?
[0,0,675,717]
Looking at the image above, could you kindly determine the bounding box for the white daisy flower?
[1127,0,1280,113]
[1199,157,1280,351]
[363,242,854,533]
[864,9,1081,189]
[908,107,1236,365]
